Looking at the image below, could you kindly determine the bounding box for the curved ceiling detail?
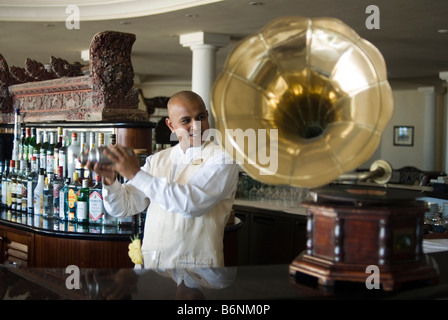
[0,0,223,21]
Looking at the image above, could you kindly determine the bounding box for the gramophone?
[211,16,439,291]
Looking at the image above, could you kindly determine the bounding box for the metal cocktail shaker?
[79,146,133,166]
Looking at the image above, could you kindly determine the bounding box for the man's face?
[166,98,210,149]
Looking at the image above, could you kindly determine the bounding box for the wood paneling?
[33,234,134,268]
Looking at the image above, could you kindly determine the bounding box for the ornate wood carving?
[89,31,139,110]
[50,56,83,77]
[24,58,57,81]
[0,31,147,123]
[0,54,13,116]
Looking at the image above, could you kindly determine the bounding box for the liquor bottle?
[89,132,96,150]
[52,166,64,219]
[11,160,20,211]
[77,132,87,180]
[0,160,3,206]
[23,127,31,162]
[46,131,56,176]
[53,127,63,175]
[1,159,9,208]
[33,168,45,215]
[42,172,54,218]
[6,160,16,210]
[39,131,49,173]
[21,160,30,214]
[12,108,21,161]
[27,156,38,214]
[97,133,105,147]
[67,171,80,222]
[19,127,26,161]
[28,127,37,163]
[89,175,106,224]
[59,177,70,221]
[76,178,89,224]
[87,131,96,182]
[15,160,23,212]
[110,133,116,145]
[33,130,42,170]
[58,128,68,179]
[67,132,80,182]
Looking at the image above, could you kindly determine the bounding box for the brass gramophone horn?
[211,17,393,188]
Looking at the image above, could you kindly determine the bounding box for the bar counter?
[1,249,448,301]
[0,209,137,241]
[0,209,242,268]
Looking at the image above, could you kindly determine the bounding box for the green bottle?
[76,178,89,224]
[28,128,37,163]
[23,127,31,162]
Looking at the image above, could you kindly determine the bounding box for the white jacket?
[103,141,239,268]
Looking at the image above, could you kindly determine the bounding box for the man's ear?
[165,117,174,132]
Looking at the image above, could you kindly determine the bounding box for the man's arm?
[127,154,239,218]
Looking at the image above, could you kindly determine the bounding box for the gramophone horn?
[211,16,393,188]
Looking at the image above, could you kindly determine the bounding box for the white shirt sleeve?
[103,152,239,219]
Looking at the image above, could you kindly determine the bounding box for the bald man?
[88,91,239,269]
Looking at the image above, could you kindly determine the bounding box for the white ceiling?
[0,0,447,90]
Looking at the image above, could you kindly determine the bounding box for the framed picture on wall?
[393,126,414,146]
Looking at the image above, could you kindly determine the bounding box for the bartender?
[87,90,239,269]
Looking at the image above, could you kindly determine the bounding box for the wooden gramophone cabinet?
[289,186,439,291]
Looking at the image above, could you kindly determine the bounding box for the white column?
[439,71,448,171]
[180,32,230,128]
[418,86,440,171]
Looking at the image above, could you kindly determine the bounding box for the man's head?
[165,91,210,151]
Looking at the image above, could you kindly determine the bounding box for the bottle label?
[27,181,34,210]
[59,189,66,220]
[34,194,43,215]
[53,184,60,215]
[76,201,88,221]
[89,191,105,221]
[1,181,7,205]
[47,155,54,173]
[68,188,77,208]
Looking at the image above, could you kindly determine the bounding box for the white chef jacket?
[103,141,239,268]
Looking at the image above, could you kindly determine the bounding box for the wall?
[379,89,425,170]
[140,81,190,99]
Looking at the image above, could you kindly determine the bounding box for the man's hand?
[85,144,140,185]
[103,144,140,181]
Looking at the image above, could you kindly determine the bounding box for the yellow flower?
[128,236,143,265]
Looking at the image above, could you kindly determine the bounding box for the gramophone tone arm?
[337,160,393,184]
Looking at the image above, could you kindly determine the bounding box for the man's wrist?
[103,175,116,185]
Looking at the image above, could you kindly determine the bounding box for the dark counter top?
[0,209,137,241]
[0,209,242,241]
[1,250,448,301]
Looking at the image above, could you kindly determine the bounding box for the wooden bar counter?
[0,209,137,268]
[0,209,243,269]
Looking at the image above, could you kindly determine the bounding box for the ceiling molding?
[0,0,223,21]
